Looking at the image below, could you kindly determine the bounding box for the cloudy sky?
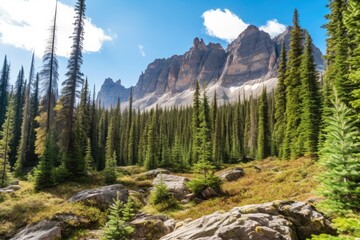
[0,0,328,90]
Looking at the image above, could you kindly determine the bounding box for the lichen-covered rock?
[152,174,190,200]
[160,201,335,240]
[0,184,21,193]
[10,220,62,240]
[217,167,245,182]
[201,187,219,200]
[68,184,128,209]
[145,168,171,178]
[130,213,175,240]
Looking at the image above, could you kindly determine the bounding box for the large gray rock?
[152,174,190,200]
[68,184,128,209]
[0,184,21,193]
[160,201,335,240]
[10,220,62,240]
[130,213,175,240]
[217,167,245,182]
[145,168,171,178]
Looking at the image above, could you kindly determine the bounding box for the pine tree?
[344,0,360,112]
[273,41,287,158]
[104,151,117,184]
[28,73,40,165]
[102,194,135,240]
[0,56,10,129]
[256,87,270,160]
[191,81,201,164]
[36,1,59,157]
[84,137,94,173]
[15,54,36,176]
[59,0,86,157]
[0,90,14,187]
[318,92,360,212]
[34,135,55,190]
[283,9,304,159]
[297,33,321,156]
[144,110,157,170]
[198,89,212,164]
[9,67,25,166]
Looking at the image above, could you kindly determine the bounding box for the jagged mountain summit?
[96,78,131,108]
[97,25,324,109]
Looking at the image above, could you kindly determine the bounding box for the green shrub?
[187,174,222,198]
[333,217,360,237]
[150,178,178,211]
[309,234,350,240]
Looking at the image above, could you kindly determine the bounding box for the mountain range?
[97,25,324,109]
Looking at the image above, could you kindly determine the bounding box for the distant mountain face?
[96,78,130,108]
[97,25,324,109]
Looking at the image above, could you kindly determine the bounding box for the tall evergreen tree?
[15,54,36,175]
[283,9,304,159]
[84,137,94,173]
[9,67,25,166]
[273,41,287,158]
[0,90,14,187]
[344,0,360,112]
[34,135,55,190]
[59,0,86,156]
[318,92,360,211]
[0,56,10,128]
[144,110,157,170]
[297,33,321,156]
[191,81,201,164]
[257,87,270,160]
[198,89,212,164]
[36,2,59,159]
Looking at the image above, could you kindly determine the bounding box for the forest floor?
[0,157,359,239]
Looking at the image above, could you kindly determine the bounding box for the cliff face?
[96,78,130,108]
[98,25,324,109]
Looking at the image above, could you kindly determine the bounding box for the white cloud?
[138,44,145,57]
[0,0,112,58]
[202,9,287,42]
[259,19,286,38]
[202,9,249,43]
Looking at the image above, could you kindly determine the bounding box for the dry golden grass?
[170,156,321,221]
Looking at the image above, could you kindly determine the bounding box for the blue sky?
[0,0,328,91]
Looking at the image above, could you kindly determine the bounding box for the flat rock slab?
[10,220,62,240]
[68,184,128,209]
[152,174,190,200]
[160,201,335,240]
[0,184,21,193]
[217,167,245,182]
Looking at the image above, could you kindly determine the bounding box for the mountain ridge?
[97,25,324,109]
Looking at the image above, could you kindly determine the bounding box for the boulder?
[217,167,245,182]
[130,213,175,240]
[201,187,219,200]
[0,184,21,193]
[68,184,128,209]
[152,174,190,200]
[160,201,335,240]
[145,168,171,178]
[10,220,62,240]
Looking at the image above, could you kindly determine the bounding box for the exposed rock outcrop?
[152,174,190,200]
[160,201,335,240]
[68,184,128,209]
[10,220,62,240]
[145,168,171,179]
[96,78,131,108]
[130,213,176,240]
[0,184,21,193]
[217,167,245,182]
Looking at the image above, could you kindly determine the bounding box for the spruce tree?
[0,56,10,129]
[256,87,270,160]
[84,137,94,173]
[36,1,59,158]
[297,33,321,156]
[59,0,86,159]
[318,92,360,211]
[344,0,360,112]
[198,89,212,164]
[273,41,287,158]
[283,9,304,159]
[9,67,25,166]
[0,90,14,187]
[144,110,157,170]
[104,151,117,184]
[34,135,55,190]
[191,81,201,164]
[102,194,135,240]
